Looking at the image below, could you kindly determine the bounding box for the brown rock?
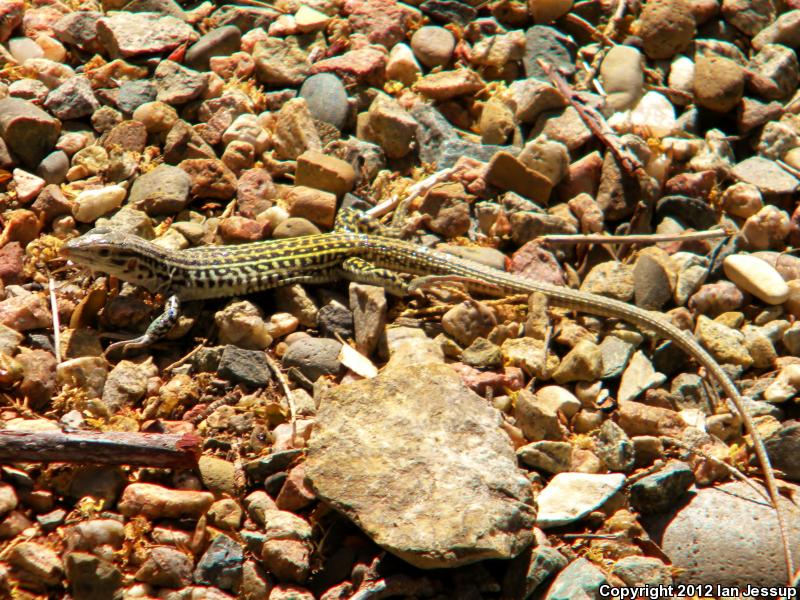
[0,242,24,285]
[415,69,484,101]
[486,151,553,202]
[276,464,316,511]
[0,292,51,332]
[358,94,418,159]
[237,168,277,218]
[639,0,696,59]
[694,55,744,113]
[179,158,237,200]
[283,186,337,229]
[17,349,57,410]
[0,98,61,168]
[617,400,685,437]
[219,216,265,243]
[272,98,322,160]
[102,120,147,153]
[31,184,72,222]
[272,218,321,238]
[118,483,214,519]
[295,150,355,196]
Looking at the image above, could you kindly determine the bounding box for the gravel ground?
[1,0,800,598]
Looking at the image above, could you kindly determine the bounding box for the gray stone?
[732,156,799,195]
[420,0,476,26]
[36,150,69,185]
[349,283,387,356]
[412,103,510,168]
[117,80,157,114]
[194,533,243,591]
[517,441,572,474]
[135,545,193,588]
[101,359,152,413]
[646,481,800,586]
[218,345,271,388]
[612,555,672,585]
[523,26,576,81]
[154,60,207,105]
[53,11,102,52]
[599,335,635,379]
[543,558,607,600]
[630,460,694,514]
[595,419,635,473]
[243,449,304,482]
[299,73,349,131]
[185,25,242,71]
[64,552,123,600]
[282,337,344,381]
[316,300,354,340]
[503,545,569,600]
[44,76,100,121]
[306,363,536,568]
[536,472,625,528]
[764,420,800,481]
[128,164,191,215]
[0,98,61,168]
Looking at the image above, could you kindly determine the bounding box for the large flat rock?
[305,362,536,569]
[644,481,800,586]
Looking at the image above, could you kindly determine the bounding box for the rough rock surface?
[305,363,536,568]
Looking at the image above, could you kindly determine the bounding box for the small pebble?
[723,254,790,305]
[410,26,456,68]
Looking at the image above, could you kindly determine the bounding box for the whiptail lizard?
[61,207,794,576]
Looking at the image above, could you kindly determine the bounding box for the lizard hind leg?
[338,257,413,296]
[334,208,403,237]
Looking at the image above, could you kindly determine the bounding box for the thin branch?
[49,278,61,364]
[366,166,461,218]
[539,59,647,180]
[541,229,730,246]
[0,430,202,467]
[265,351,297,445]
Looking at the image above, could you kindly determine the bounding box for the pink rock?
[310,47,388,85]
[344,0,419,48]
[0,0,24,43]
[450,363,525,395]
[508,242,566,286]
[21,6,64,38]
[96,13,197,59]
[664,170,717,198]
[12,169,45,203]
[557,151,602,202]
[210,52,255,80]
[276,464,316,511]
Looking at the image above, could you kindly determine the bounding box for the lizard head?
[62,228,169,293]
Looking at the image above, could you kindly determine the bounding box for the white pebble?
[764,363,800,403]
[386,42,421,86]
[222,114,270,154]
[72,185,127,223]
[630,91,676,138]
[723,254,790,305]
[8,37,43,62]
[668,55,694,101]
